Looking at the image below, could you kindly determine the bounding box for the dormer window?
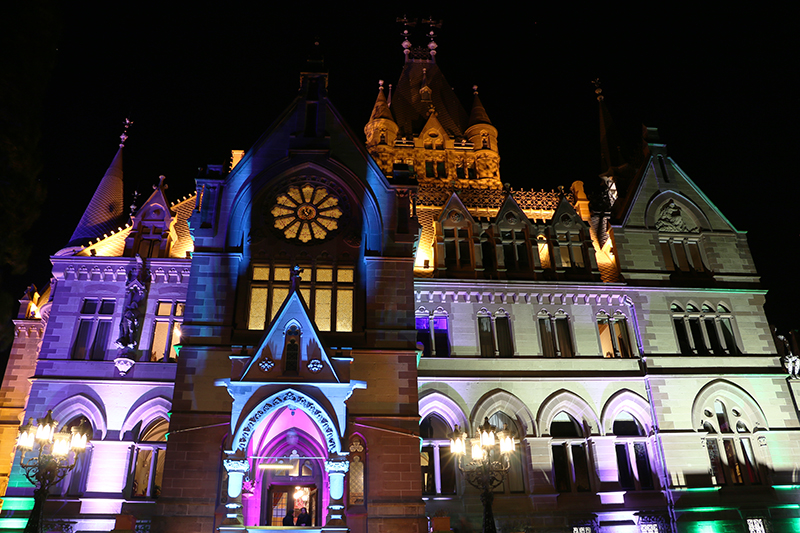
[283,324,300,375]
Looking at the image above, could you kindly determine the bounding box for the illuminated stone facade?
[1,36,799,533]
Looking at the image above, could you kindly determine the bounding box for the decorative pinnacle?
[379,79,384,91]
[473,85,479,94]
[155,175,168,191]
[120,118,133,147]
[592,78,604,101]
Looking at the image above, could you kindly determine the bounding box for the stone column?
[222,458,248,525]
[324,459,350,526]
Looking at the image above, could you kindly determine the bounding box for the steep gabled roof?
[391,61,469,139]
[68,145,125,247]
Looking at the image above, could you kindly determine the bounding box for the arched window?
[477,308,514,358]
[55,416,93,496]
[550,412,591,493]
[612,412,654,491]
[538,310,574,357]
[419,414,456,495]
[702,399,761,486]
[672,303,740,355]
[283,325,300,375]
[488,412,524,493]
[129,417,168,499]
[348,436,366,507]
[596,311,633,358]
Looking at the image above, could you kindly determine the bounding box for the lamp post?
[449,417,516,533]
[16,410,90,533]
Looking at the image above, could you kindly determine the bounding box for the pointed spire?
[68,120,130,247]
[468,85,492,126]
[593,79,625,174]
[369,80,395,122]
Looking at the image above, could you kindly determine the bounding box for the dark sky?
[11,4,800,333]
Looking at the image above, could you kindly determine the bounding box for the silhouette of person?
[282,510,295,526]
[296,507,312,526]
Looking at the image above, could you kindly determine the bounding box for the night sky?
[3,4,797,351]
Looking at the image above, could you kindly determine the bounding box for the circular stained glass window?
[270,184,343,243]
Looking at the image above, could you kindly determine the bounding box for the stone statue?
[655,200,698,233]
[780,335,800,379]
[116,255,147,351]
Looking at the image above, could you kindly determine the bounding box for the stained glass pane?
[313,188,327,205]
[151,322,169,362]
[249,288,268,330]
[318,197,339,209]
[253,267,270,280]
[274,267,291,281]
[169,323,181,360]
[274,216,295,229]
[301,184,315,202]
[310,221,327,239]
[316,288,332,331]
[338,268,354,283]
[317,268,333,282]
[349,457,364,505]
[287,187,302,204]
[300,288,311,307]
[337,289,353,332]
[298,223,312,242]
[271,288,288,321]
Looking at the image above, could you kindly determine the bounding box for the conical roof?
[369,82,395,123]
[468,87,492,127]
[68,145,125,247]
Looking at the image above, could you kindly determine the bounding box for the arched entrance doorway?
[241,406,328,527]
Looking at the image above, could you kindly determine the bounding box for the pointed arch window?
[419,414,456,495]
[612,412,654,491]
[248,263,354,332]
[550,412,591,493]
[702,399,761,486]
[128,417,168,499]
[538,310,574,357]
[283,324,301,375]
[416,307,450,358]
[672,303,740,355]
[477,308,514,357]
[488,412,524,493]
[54,416,93,496]
[348,436,366,507]
[597,311,633,358]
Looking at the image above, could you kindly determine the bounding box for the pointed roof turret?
[468,85,492,127]
[68,120,130,247]
[369,80,395,123]
[593,79,626,174]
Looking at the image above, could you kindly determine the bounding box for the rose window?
[271,184,343,243]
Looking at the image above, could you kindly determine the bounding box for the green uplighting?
[675,486,721,492]
[773,485,800,491]
[0,518,32,529]
[0,497,34,511]
[772,504,800,510]
[681,506,734,513]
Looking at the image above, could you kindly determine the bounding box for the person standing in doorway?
[296,507,312,526]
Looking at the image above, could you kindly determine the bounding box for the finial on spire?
[387,84,393,107]
[155,175,168,191]
[592,78,604,101]
[120,118,133,147]
[473,85,479,94]
[379,80,384,91]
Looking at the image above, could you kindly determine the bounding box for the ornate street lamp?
[16,410,90,533]
[449,417,516,533]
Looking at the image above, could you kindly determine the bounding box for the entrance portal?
[265,484,318,526]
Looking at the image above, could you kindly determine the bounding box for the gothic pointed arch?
[120,395,173,438]
[600,390,652,436]
[231,388,342,455]
[537,389,600,437]
[691,379,768,432]
[645,191,711,232]
[418,391,469,432]
[470,389,536,437]
[50,393,107,439]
